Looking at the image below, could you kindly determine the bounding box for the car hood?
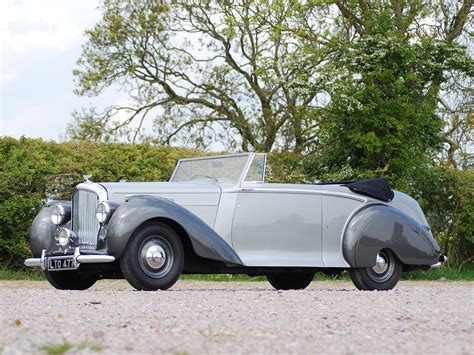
[100,181,221,205]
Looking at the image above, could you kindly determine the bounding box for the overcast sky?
[0,0,128,140]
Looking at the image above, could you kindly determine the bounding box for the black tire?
[349,250,402,291]
[44,270,97,290]
[120,222,184,291]
[267,272,314,290]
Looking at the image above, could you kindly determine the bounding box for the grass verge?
[41,341,102,355]
[0,268,44,280]
[401,265,474,281]
[41,342,73,355]
[1,266,472,282]
[181,266,474,282]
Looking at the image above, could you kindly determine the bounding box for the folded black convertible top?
[317,178,394,202]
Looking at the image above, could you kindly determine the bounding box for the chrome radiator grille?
[72,189,100,249]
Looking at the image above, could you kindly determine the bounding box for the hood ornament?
[83,174,93,183]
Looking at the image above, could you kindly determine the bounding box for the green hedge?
[0,137,472,270]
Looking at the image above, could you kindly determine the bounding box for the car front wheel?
[267,272,314,290]
[349,250,402,291]
[120,222,184,291]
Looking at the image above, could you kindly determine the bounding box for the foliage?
[301,1,474,178]
[405,166,474,267]
[439,73,473,169]
[0,138,62,268]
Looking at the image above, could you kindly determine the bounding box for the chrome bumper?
[24,248,115,270]
[430,255,448,269]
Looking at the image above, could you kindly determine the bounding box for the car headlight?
[54,227,74,247]
[51,204,66,225]
[96,201,111,223]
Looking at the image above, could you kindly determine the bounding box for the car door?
[231,183,324,267]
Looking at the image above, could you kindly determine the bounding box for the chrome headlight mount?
[96,201,118,224]
[51,204,66,225]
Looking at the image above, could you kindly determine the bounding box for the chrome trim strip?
[75,182,108,201]
[239,188,323,195]
[321,191,367,202]
[238,188,366,201]
[175,152,252,163]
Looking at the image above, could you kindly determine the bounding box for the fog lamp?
[54,227,75,247]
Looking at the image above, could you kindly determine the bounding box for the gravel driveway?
[0,280,472,354]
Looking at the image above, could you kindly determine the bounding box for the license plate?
[47,257,77,271]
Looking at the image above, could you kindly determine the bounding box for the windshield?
[171,154,250,183]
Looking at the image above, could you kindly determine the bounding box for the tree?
[299,0,473,177]
[439,73,473,169]
[73,0,333,152]
[73,0,472,161]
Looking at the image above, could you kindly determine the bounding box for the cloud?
[0,71,16,83]
[0,0,104,140]
[0,0,98,54]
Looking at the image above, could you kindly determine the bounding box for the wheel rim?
[138,236,174,278]
[367,251,395,283]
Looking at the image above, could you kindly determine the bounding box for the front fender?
[29,201,71,257]
[343,204,440,268]
[106,195,243,265]
[29,206,56,257]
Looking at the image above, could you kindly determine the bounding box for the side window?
[245,154,265,182]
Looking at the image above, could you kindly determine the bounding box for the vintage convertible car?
[25,153,446,291]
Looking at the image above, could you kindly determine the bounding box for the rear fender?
[106,195,243,266]
[343,204,440,267]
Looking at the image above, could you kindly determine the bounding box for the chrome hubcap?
[145,244,166,269]
[373,253,388,274]
[139,237,174,278]
[367,251,395,283]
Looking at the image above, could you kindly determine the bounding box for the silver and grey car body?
[25,153,446,290]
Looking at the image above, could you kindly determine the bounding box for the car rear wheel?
[44,270,97,290]
[349,250,402,291]
[267,272,314,290]
[120,222,184,291]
